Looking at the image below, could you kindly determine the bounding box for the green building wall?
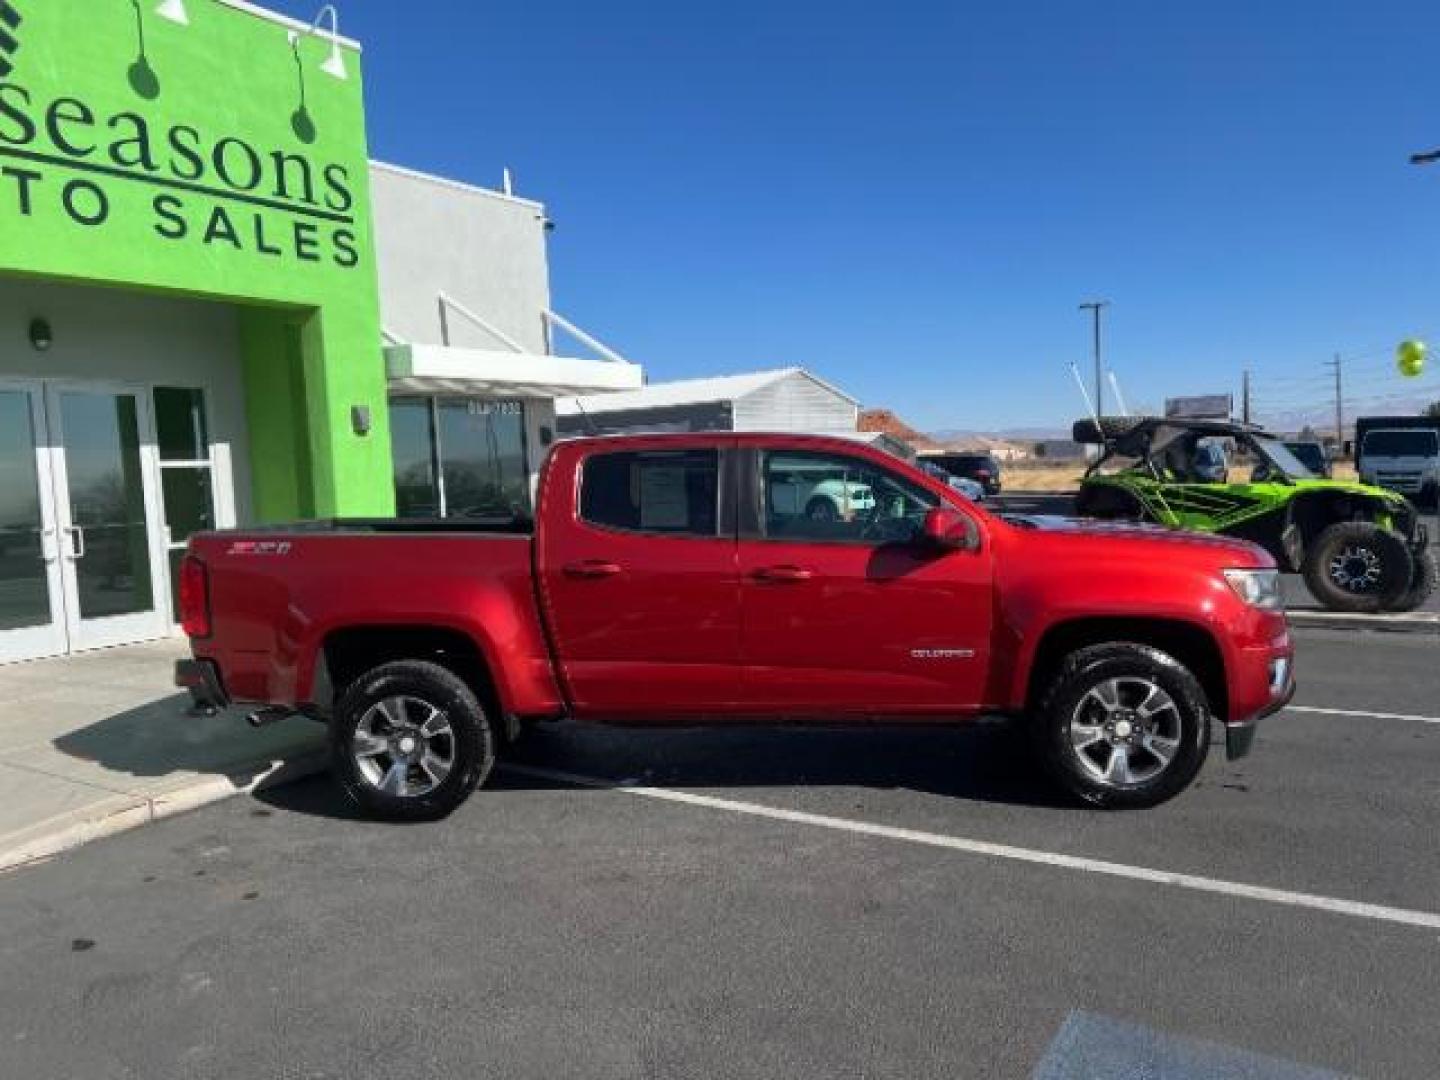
[0,0,394,519]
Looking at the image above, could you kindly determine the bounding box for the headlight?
[1223,568,1283,611]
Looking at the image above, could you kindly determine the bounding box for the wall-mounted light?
[154,0,189,26]
[288,5,347,81]
[29,318,53,352]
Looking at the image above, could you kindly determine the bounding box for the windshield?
[1363,430,1439,458]
[1285,443,1326,471]
[1253,437,1316,480]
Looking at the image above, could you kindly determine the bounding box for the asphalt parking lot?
[1,627,1436,1079]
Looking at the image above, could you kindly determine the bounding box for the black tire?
[1032,643,1211,809]
[805,497,838,522]
[1301,522,1413,613]
[331,660,494,821]
[1387,545,1438,613]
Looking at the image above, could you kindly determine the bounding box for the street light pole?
[1078,301,1110,418]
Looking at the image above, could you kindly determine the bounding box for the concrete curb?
[0,750,329,875]
[1287,610,1440,635]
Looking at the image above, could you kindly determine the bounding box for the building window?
[580,450,720,537]
[152,387,216,621]
[389,397,529,520]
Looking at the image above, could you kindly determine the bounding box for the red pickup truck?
[176,433,1294,819]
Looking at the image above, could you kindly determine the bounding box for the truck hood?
[1002,515,1273,565]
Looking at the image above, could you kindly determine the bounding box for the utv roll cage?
[1073,416,1276,483]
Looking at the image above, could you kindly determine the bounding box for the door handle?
[563,559,622,579]
[65,526,85,560]
[753,564,814,583]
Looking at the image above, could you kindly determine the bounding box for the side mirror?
[920,507,978,551]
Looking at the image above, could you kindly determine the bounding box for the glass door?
[43,384,169,652]
[0,383,67,663]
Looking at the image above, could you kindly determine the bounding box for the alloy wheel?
[1069,677,1182,786]
[1329,545,1383,594]
[352,695,456,798]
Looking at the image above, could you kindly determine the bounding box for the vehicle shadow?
[254,718,1078,823]
[50,693,325,791]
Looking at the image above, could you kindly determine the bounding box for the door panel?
[740,449,992,714]
[46,386,168,651]
[0,385,67,663]
[537,442,741,715]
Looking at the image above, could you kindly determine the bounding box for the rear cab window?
[579,449,721,537]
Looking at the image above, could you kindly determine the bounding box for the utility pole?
[1078,301,1110,417]
[1241,369,1251,425]
[1324,354,1343,450]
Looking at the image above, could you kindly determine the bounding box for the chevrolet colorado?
[177,433,1294,819]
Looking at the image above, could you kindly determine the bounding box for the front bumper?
[1224,654,1295,760]
[175,658,230,713]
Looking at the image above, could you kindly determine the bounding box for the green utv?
[1072,417,1436,613]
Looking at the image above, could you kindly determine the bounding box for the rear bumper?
[175,658,230,712]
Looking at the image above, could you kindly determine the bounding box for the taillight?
[179,555,211,638]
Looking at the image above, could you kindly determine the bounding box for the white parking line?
[1286,705,1440,725]
[499,762,1440,932]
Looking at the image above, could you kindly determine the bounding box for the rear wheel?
[331,660,494,821]
[1301,522,1412,613]
[1033,643,1211,809]
[1387,546,1438,613]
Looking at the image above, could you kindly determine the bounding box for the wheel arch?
[317,624,504,725]
[1024,616,1227,722]
[1287,489,1392,547]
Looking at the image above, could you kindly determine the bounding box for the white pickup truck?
[1359,427,1440,507]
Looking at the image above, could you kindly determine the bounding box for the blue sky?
[272,0,1440,431]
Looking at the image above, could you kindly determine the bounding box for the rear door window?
[580,450,720,537]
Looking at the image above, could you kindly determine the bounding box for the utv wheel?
[1301,522,1412,613]
[331,660,494,821]
[1033,643,1210,809]
[1387,546,1438,613]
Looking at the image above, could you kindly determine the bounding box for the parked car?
[1283,440,1331,479]
[768,468,875,522]
[1357,425,1440,508]
[1073,416,1435,613]
[919,452,1002,495]
[917,460,986,501]
[178,432,1294,820]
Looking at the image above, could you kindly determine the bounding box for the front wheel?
[1033,643,1211,809]
[1301,522,1412,613]
[331,660,494,821]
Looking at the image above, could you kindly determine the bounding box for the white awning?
[385,344,644,400]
